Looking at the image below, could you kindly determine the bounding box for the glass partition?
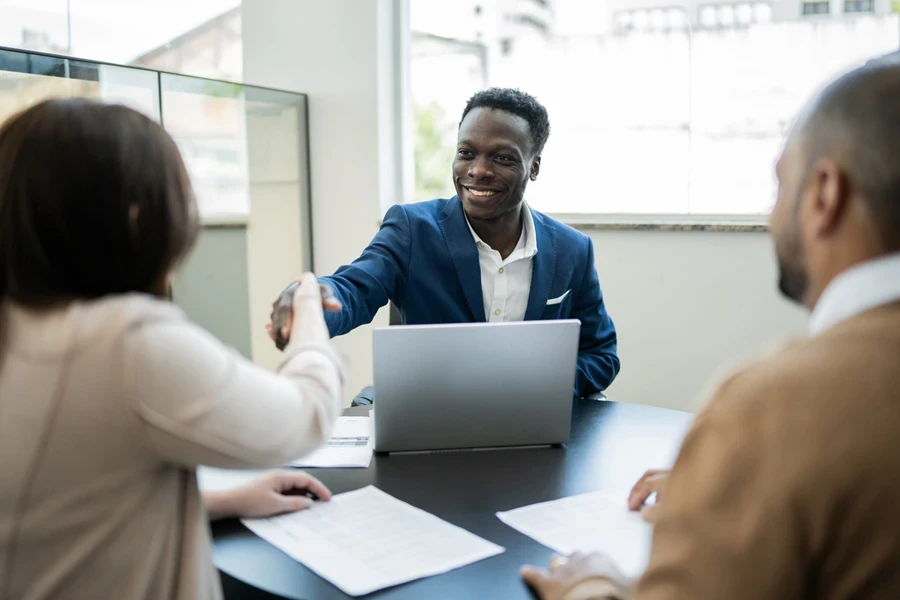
[0,45,312,362]
[0,45,310,230]
[0,48,161,122]
[160,74,251,221]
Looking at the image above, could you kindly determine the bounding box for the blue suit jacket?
[320,197,620,397]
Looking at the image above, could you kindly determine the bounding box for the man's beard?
[776,230,809,304]
[778,260,808,303]
[775,182,810,304]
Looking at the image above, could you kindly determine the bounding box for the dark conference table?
[212,400,693,600]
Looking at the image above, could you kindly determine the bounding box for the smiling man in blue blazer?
[277,88,619,398]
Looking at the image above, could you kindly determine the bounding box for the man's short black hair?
[0,99,199,306]
[802,59,900,251]
[460,88,551,156]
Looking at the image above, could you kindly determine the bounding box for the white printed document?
[290,416,373,468]
[496,490,652,577]
[242,486,504,596]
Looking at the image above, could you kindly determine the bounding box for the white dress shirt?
[465,205,538,322]
[809,251,900,335]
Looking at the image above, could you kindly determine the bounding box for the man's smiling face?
[452,106,540,222]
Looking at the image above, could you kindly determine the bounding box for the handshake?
[266,274,342,350]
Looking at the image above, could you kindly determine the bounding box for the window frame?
[396,0,900,229]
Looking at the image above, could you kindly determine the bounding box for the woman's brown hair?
[0,98,199,305]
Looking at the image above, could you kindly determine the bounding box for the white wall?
[242,0,395,404]
[591,229,808,412]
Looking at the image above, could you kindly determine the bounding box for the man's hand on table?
[627,469,670,523]
[203,470,332,520]
[521,552,632,600]
[266,276,342,350]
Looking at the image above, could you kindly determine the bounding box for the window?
[0,0,242,82]
[844,0,874,12]
[615,11,634,32]
[719,5,737,25]
[667,8,688,28]
[698,3,773,28]
[633,10,651,30]
[700,5,719,26]
[755,3,774,22]
[409,0,900,218]
[614,6,689,33]
[802,1,831,15]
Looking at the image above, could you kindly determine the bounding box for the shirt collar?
[465,203,538,258]
[809,252,900,335]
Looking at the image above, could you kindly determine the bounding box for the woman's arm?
[126,274,344,469]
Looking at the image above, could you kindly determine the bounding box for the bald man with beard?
[522,56,900,600]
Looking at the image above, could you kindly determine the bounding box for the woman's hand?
[203,470,332,520]
[267,275,341,350]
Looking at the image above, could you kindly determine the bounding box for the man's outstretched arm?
[319,204,412,337]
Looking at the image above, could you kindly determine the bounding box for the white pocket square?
[546,290,572,306]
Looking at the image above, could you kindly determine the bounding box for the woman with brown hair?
[0,99,343,600]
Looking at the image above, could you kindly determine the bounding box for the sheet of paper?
[242,485,504,596]
[496,490,652,577]
[289,416,373,468]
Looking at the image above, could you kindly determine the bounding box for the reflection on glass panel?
[160,74,250,220]
[159,75,310,223]
[0,47,160,126]
[0,48,311,225]
[244,88,308,192]
[243,86,311,260]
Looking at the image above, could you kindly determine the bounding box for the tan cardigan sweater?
[0,295,344,600]
[634,303,900,599]
[567,302,900,599]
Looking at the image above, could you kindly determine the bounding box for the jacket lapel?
[524,210,557,321]
[438,196,486,322]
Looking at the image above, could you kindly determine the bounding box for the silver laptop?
[372,320,581,453]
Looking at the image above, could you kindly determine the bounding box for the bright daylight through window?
[0,0,247,221]
[410,0,900,218]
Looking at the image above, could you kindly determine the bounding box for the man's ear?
[530,156,541,181]
[806,157,849,239]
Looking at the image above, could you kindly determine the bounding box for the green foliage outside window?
[414,102,456,201]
